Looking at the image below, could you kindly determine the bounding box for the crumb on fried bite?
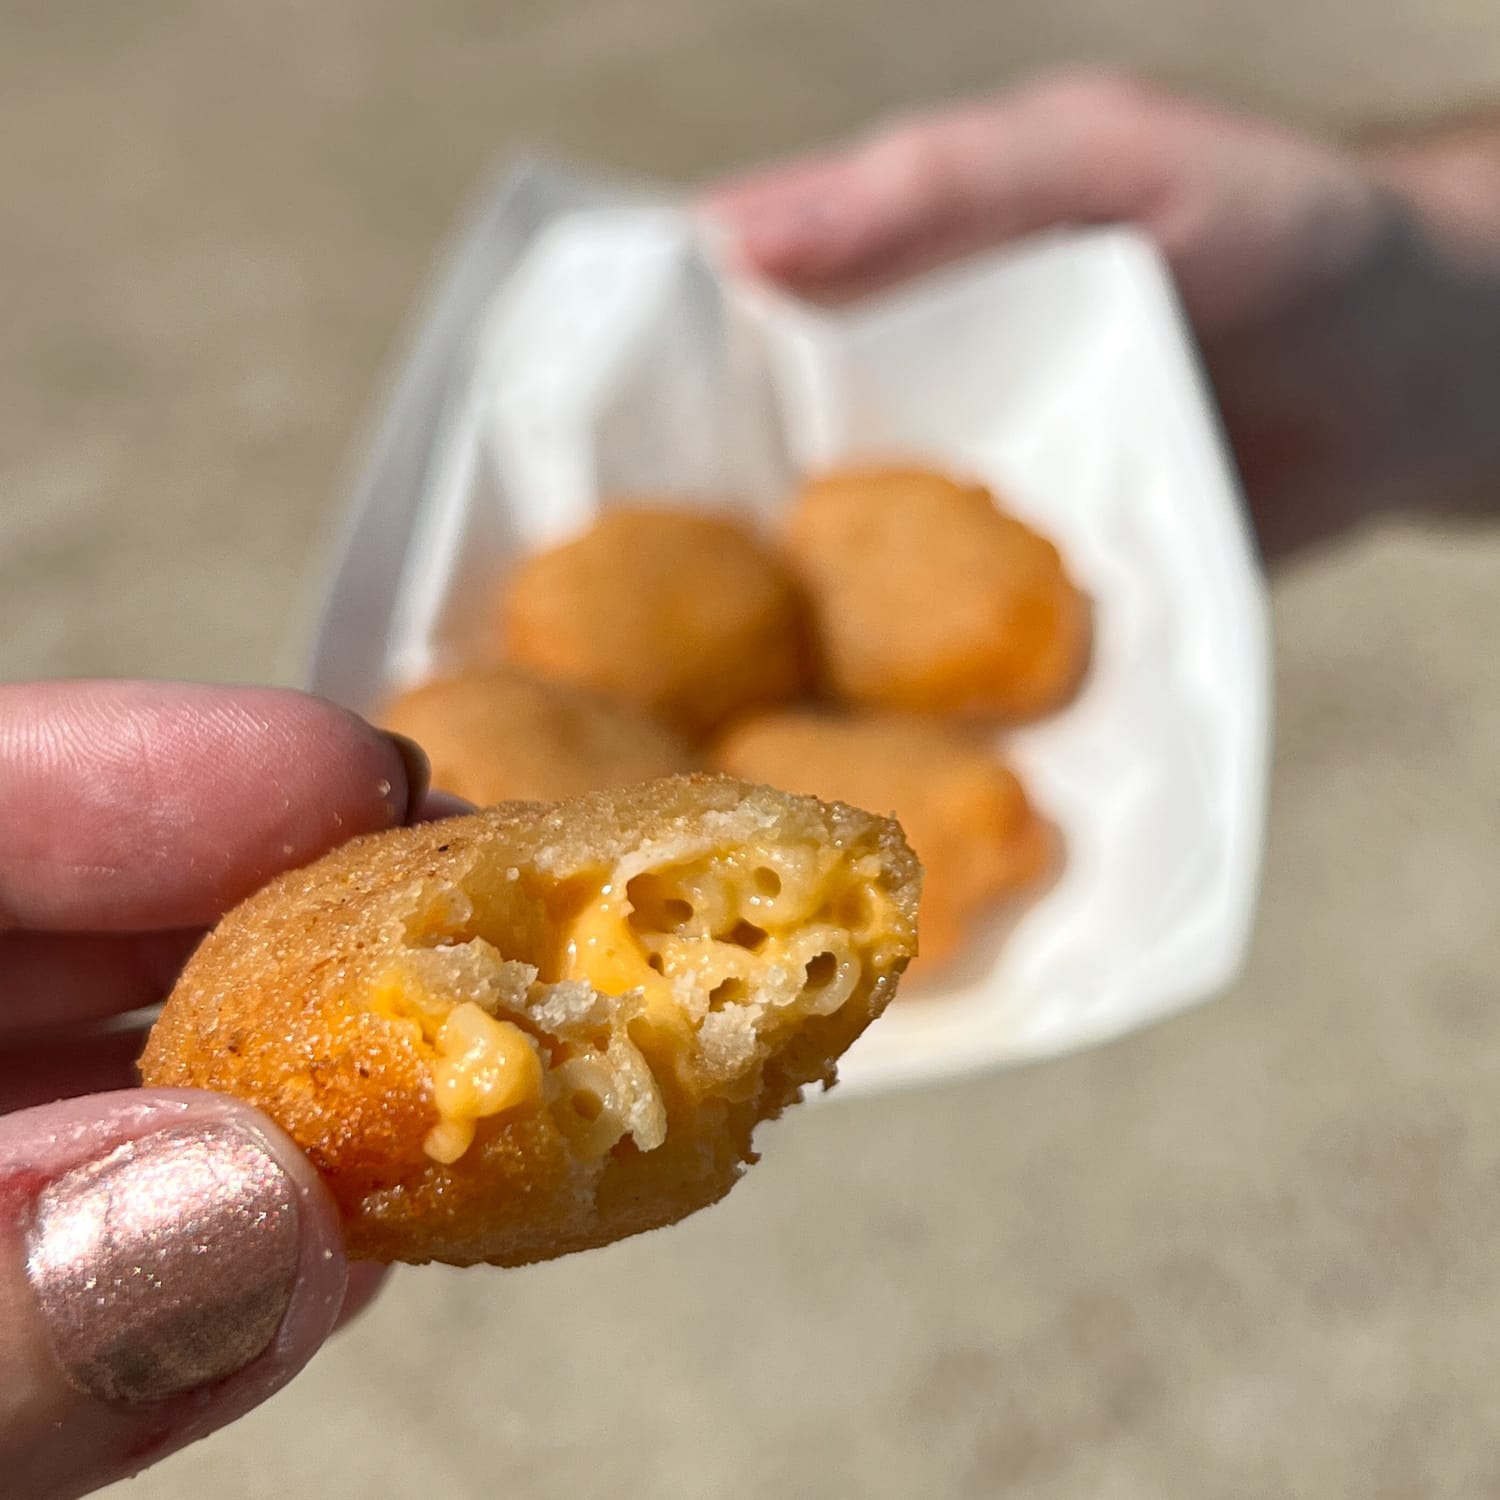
[139,775,918,1267]
[714,711,1052,971]
[500,504,812,739]
[786,466,1091,720]
[380,665,696,806]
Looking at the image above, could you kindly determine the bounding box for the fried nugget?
[140,775,918,1266]
[714,712,1051,970]
[500,505,811,739]
[381,666,696,806]
[786,467,1090,720]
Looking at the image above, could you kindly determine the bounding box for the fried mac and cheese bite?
[140,775,918,1266]
[714,712,1051,971]
[786,467,1091,720]
[500,505,812,739]
[381,666,696,806]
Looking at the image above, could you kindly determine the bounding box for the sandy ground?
[4,4,1500,1496]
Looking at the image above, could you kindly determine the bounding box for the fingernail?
[412,790,479,824]
[382,732,431,822]
[26,1124,300,1404]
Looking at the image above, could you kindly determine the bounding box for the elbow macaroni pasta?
[367,832,897,1169]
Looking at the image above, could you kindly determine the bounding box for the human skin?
[705,69,1500,556]
[0,681,447,1499]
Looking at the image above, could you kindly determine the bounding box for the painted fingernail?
[26,1125,300,1404]
[382,732,431,821]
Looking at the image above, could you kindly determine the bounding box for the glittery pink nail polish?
[25,1124,300,1404]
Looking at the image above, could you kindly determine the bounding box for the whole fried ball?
[500,505,811,739]
[381,666,696,806]
[786,467,1090,720]
[140,775,918,1267]
[714,711,1051,971]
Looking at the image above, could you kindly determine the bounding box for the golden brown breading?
[140,775,918,1266]
[380,666,696,806]
[713,712,1051,971]
[786,467,1091,720]
[499,505,812,739]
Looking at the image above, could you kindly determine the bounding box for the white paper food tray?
[308,160,1270,1099]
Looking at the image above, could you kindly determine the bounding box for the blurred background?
[5,2,1500,1496]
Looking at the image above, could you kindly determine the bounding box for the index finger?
[0,681,426,933]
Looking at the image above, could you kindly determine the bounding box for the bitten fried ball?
[714,712,1051,970]
[786,467,1090,720]
[381,666,696,806]
[500,505,811,739]
[140,775,918,1267]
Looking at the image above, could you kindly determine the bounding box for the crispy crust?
[500,505,813,739]
[714,712,1051,970]
[786,467,1091,720]
[380,666,696,806]
[140,775,918,1266]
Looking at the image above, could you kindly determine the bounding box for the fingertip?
[380,732,431,823]
[335,1262,390,1333]
[701,170,863,284]
[289,695,419,831]
[0,683,435,931]
[1,1089,350,1347]
[0,1091,349,1494]
[709,203,839,281]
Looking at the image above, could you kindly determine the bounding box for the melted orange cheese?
[371,834,905,1168]
[369,969,543,1165]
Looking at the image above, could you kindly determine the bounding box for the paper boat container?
[309,161,1270,1098]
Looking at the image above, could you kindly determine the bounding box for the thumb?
[701,70,1172,296]
[0,1090,349,1500]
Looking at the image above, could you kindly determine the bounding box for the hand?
[706,69,1500,555]
[0,680,443,1499]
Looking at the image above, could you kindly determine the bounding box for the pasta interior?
[367,833,906,1167]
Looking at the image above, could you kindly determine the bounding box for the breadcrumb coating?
[141,775,918,1266]
[787,467,1090,720]
[381,666,696,806]
[715,712,1051,970]
[500,505,812,739]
